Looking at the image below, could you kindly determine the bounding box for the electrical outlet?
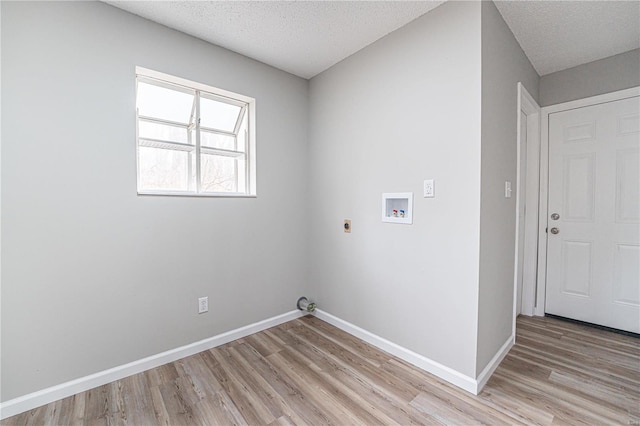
[344,219,352,233]
[198,296,208,314]
[424,179,435,198]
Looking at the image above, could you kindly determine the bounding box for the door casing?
[513,83,541,337]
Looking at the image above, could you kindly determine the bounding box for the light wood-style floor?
[3,315,639,425]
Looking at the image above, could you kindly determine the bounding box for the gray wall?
[477,1,539,374]
[1,1,309,401]
[539,49,640,107]
[308,1,482,378]
[4,0,581,403]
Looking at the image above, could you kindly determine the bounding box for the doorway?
[532,87,640,334]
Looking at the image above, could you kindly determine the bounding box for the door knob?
[550,227,560,234]
[551,213,560,220]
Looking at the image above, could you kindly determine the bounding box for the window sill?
[137,190,257,198]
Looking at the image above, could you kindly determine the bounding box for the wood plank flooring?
[3,315,639,425]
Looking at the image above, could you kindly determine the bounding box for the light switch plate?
[424,179,435,198]
[198,297,208,314]
[505,181,512,198]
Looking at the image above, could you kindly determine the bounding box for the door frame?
[533,86,640,316]
[513,83,541,331]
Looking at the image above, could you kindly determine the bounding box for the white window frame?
[135,66,256,197]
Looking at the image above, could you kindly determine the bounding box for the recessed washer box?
[382,192,413,224]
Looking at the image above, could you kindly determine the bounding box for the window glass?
[200,95,241,132]
[137,82,194,124]
[200,131,235,151]
[237,111,248,153]
[138,146,190,191]
[201,154,237,193]
[139,120,190,144]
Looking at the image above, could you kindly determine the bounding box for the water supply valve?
[297,296,316,312]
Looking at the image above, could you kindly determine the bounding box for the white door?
[545,95,640,333]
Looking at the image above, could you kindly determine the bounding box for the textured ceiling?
[494,1,640,76]
[105,1,640,79]
[105,1,444,79]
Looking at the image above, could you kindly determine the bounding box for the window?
[136,67,256,196]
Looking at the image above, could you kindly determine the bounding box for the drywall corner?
[477,0,539,376]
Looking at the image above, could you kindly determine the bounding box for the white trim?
[476,335,514,392]
[137,191,257,198]
[536,86,640,317]
[195,90,202,193]
[313,309,482,394]
[514,82,541,327]
[0,310,305,420]
[536,105,551,316]
[135,66,254,105]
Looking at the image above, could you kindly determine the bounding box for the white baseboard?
[2,308,513,419]
[475,334,514,393]
[314,309,481,394]
[0,310,305,420]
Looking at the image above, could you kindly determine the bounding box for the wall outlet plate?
[198,297,208,314]
[424,179,435,198]
[344,219,352,233]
